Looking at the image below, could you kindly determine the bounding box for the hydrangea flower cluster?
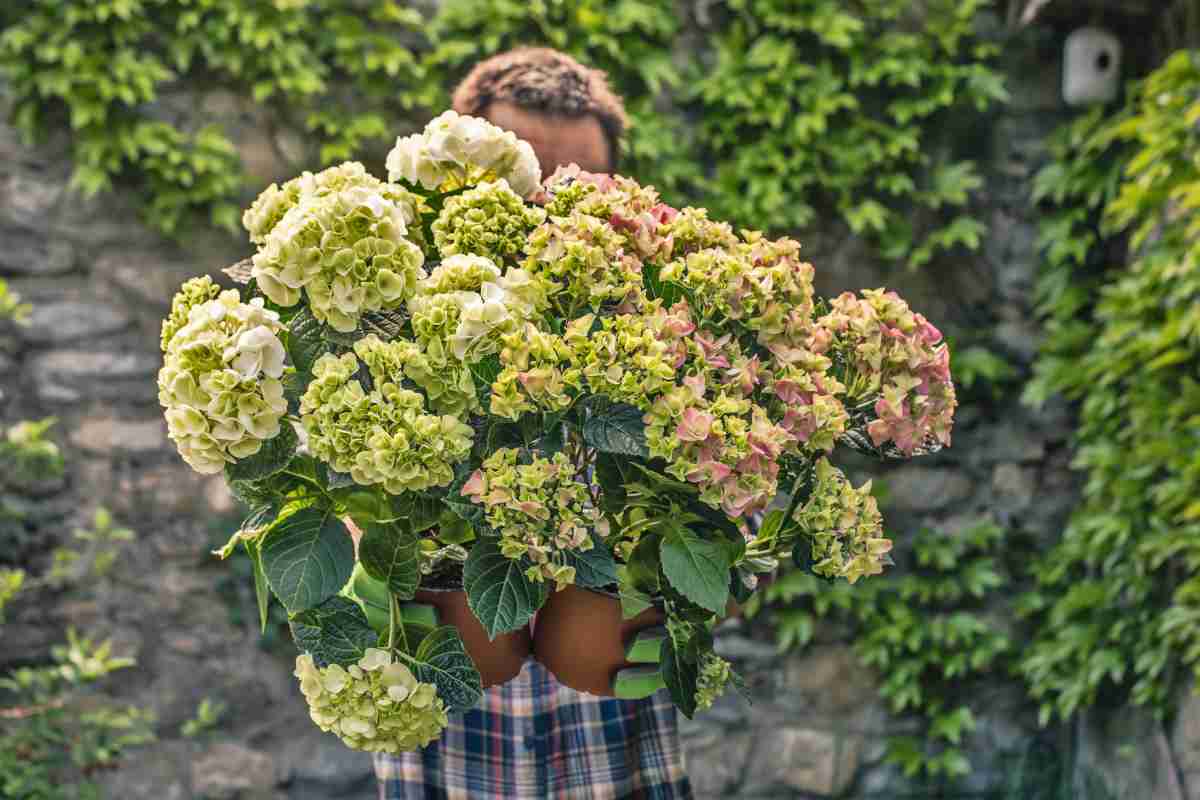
[817,289,956,455]
[295,649,448,753]
[158,285,288,474]
[243,161,420,246]
[299,348,473,492]
[793,458,891,584]
[387,111,541,198]
[695,652,733,712]
[461,448,601,588]
[431,180,546,263]
[523,211,643,316]
[250,168,426,332]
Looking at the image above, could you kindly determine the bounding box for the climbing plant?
[1020,50,1200,724]
[0,0,431,235]
[0,0,1005,266]
[748,519,1013,783]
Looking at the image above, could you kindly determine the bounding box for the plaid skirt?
[374,659,692,799]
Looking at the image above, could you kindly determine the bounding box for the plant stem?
[388,592,399,653]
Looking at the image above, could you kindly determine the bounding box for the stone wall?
[0,11,1194,800]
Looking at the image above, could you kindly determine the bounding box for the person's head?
[451,47,628,177]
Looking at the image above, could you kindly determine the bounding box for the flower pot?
[532,584,665,697]
[343,518,531,689]
[416,573,532,689]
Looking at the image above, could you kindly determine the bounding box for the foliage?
[42,508,135,589]
[0,0,1003,265]
[0,279,30,325]
[1020,50,1200,724]
[689,0,1006,266]
[749,520,1011,783]
[0,419,68,567]
[0,0,431,235]
[180,697,226,739]
[0,512,153,799]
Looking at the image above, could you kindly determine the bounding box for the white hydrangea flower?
[158,288,290,474]
[294,649,449,753]
[386,111,542,198]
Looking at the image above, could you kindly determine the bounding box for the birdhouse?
[1062,26,1122,106]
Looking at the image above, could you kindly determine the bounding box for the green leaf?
[618,566,655,620]
[661,633,699,718]
[444,467,484,524]
[290,596,378,667]
[224,422,298,482]
[660,524,731,614]
[287,307,328,378]
[260,507,354,614]
[324,308,409,347]
[583,403,649,458]
[463,538,547,639]
[246,539,271,634]
[562,533,619,589]
[403,625,483,713]
[391,492,442,533]
[358,520,421,600]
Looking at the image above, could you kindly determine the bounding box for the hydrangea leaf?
[443,466,485,525]
[224,422,298,482]
[583,403,650,458]
[247,539,272,634]
[323,308,409,347]
[287,307,328,378]
[661,633,700,718]
[358,520,421,600]
[390,492,443,534]
[290,595,378,668]
[261,507,354,614]
[563,533,619,589]
[659,523,730,615]
[463,537,547,638]
[405,625,484,713]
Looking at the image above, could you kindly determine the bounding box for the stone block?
[18,300,132,346]
[70,415,166,454]
[883,466,974,513]
[31,348,159,404]
[192,742,276,800]
[0,225,75,276]
[742,726,860,797]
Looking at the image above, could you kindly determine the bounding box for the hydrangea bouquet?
[158,110,955,752]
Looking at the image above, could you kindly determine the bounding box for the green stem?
[388,592,399,653]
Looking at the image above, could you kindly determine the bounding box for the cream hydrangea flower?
[250,175,426,332]
[294,649,448,754]
[386,111,542,198]
[243,161,419,245]
[158,287,289,474]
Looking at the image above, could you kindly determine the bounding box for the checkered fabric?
[374,659,692,799]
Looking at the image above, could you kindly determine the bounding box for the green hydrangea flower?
[251,175,426,332]
[461,448,602,588]
[299,351,473,493]
[793,457,891,583]
[294,648,448,754]
[660,206,739,256]
[695,652,733,711]
[160,275,221,352]
[158,288,289,474]
[490,322,582,420]
[354,333,477,418]
[432,180,546,263]
[523,212,643,316]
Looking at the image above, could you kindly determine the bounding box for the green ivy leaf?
[260,507,354,615]
[358,520,421,600]
[660,523,730,614]
[463,538,547,639]
[290,596,378,668]
[583,403,649,458]
[402,625,483,713]
[224,422,298,482]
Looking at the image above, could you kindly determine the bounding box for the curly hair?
[451,48,628,168]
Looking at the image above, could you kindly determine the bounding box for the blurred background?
[1,0,1198,798]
